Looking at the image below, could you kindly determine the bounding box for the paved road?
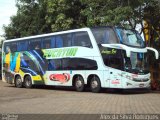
[0,80,160,114]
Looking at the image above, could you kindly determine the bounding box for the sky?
[0,0,17,36]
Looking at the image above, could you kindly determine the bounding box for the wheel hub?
[91,80,98,89]
[17,78,21,85]
[26,79,31,86]
[76,80,82,88]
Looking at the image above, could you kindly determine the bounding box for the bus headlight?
[126,75,132,80]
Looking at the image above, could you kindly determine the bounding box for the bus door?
[108,52,123,88]
[101,47,123,88]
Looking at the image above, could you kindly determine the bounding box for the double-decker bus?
[2,26,159,92]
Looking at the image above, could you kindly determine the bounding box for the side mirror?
[146,47,159,59]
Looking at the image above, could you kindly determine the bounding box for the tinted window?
[56,36,63,48]
[108,57,123,70]
[42,34,72,49]
[48,59,61,70]
[62,58,97,70]
[55,33,72,48]
[61,33,72,47]
[29,39,41,50]
[10,42,17,52]
[100,47,123,70]
[17,41,28,51]
[116,28,145,48]
[62,59,71,70]
[102,55,123,70]
[42,32,91,48]
[4,43,10,53]
[42,36,56,49]
[92,27,118,44]
[73,32,92,48]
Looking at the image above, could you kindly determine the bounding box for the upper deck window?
[116,28,145,48]
[91,27,119,44]
[29,39,42,50]
[4,43,11,53]
[73,31,92,48]
[17,41,28,51]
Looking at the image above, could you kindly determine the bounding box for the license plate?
[139,84,144,87]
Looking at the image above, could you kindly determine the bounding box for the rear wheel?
[24,76,32,88]
[90,76,101,93]
[15,76,23,88]
[74,76,85,92]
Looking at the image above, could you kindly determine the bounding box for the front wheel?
[15,76,23,88]
[75,76,85,92]
[24,76,33,88]
[90,76,101,93]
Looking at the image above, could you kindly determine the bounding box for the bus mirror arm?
[126,50,131,58]
[146,47,159,59]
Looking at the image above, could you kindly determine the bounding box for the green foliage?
[45,0,86,31]
[3,0,160,40]
[3,0,48,39]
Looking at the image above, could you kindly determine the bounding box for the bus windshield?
[91,27,119,44]
[91,27,145,48]
[124,52,149,74]
[116,28,145,48]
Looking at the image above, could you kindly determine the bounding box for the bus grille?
[132,78,149,82]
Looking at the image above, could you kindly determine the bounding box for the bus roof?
[4,27,90,43]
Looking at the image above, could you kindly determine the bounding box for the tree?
[44,0,86,32]
[3,0,160,42]
[3,0,48,39]
[3,0,87,39]
[3,0,160,89]
[142,0,160,47]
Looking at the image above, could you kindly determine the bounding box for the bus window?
[74,58,97,70]
[48,59,61,70]
[62,58,70,70]
[101,47,124,70]
[103,28,118,44]
[84,59,98,70]
[42,36,56,49]
[10,42,17,52]
[42,37,51,49]
[5,46,11,54]
[56,36,63,48]
[92,27,119,44]
[62,58,98,70]
[50,37,56,48]
[29,39,41,50]
[73,32,92,48]
[108,57,123,70]
[62,33,72,47]
[115,28,145,47]
[4,43,10,53]
[17,41,28,51]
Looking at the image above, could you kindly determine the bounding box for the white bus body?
[2,26,158,92]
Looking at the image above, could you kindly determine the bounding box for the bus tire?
[90,76,101,93]
[15,76,23,88]
[74,76,85,92]
[24,75,32,88]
